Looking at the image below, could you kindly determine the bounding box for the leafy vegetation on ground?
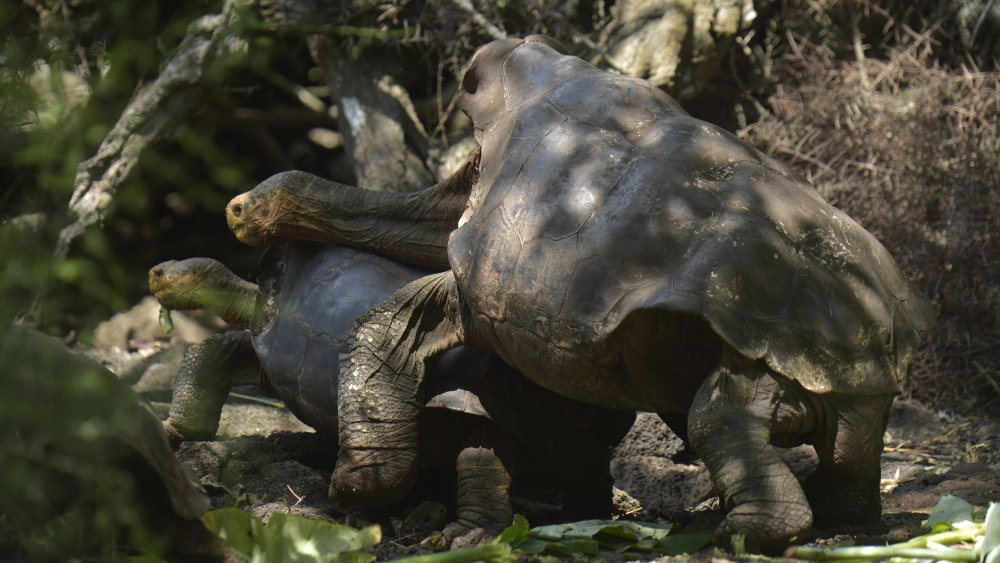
[201,508,382,563]
[190,496,998,562]
[789,496,998,562]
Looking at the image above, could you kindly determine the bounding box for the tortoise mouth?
[228,219,267,247]
[226,198,274,247]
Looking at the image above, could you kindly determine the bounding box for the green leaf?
[495,516,708,557]
[158,306,174,334]
[202,507,259,560]
[531,520,626,540]
[263,513,381,562]
[493,514,530,545]
[929,495,975,531]
[533,538,601,556]
[982,503,999,563]
[201,508,381,563]
[654,529,715,555]
[531,519,672,542]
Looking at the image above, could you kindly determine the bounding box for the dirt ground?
[93,298,1000,560]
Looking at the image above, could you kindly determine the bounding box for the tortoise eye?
[232,203,243,217]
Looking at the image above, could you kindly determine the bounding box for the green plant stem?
[385,543,513,563]
[246,21,411,40]
[228,391,285,409]
[787,545,979,561]
[893,525,984,548]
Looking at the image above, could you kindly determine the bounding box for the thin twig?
[449,0,506,40]
[286,484,305,509]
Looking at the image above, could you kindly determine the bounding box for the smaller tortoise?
[223,36,935,552]
[149,243,424,441]
[149,243,633,534]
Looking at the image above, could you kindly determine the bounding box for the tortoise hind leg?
[456,447,514,530]
[687,353,814,553]
[165,330,260,447]
[804,393,892,530]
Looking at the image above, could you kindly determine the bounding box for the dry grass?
[740,1,1000,416]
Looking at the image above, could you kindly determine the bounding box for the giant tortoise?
[149,242,633,534]
[223,36,934,551]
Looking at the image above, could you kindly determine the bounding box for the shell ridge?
[541,158,638,243]
[553,251,587,322]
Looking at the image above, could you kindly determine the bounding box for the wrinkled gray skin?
[225,36,934,552]
[149,242,633,533]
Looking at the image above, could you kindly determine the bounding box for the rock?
[601,0,752,100]
[611,414,713,518]
[93,295,212,351]
[217,402,314,439]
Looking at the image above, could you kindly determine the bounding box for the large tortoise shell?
[451,37,933,394]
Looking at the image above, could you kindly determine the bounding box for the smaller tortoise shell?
[254,243,632,460]
[252,243,429,435]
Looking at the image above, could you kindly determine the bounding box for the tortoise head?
[458,35,567,136]
[149,258,257,327]
[227,170,356,248]
[226,172,293,247]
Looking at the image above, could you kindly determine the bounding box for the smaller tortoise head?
[149,258,257,327]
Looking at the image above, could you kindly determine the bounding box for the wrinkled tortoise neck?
[211,273,259,328]
[236,149,479,271]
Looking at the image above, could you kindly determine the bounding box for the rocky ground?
[88,297,1000,560]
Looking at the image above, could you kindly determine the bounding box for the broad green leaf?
[263,513,381,562]
[508,537,551,555]
[929,495,975,531]
[533,538,601,556]
[496,515,708,557]
[158,306,174,334]
[493,514,530,545]
[201,508,380,563]
[654,529,715,555]
[531,519,672,542]
[982,502,999,563]
[531,520,626,540]
[202,507,259,559]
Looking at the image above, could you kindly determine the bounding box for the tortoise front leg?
[688,355,813,553]
[332,271,463,507]
[165,330,260,447]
